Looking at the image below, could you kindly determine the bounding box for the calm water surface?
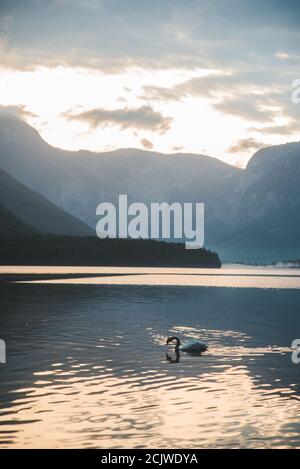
[0,267,299,448]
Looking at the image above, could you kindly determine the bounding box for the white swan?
[166,336,208,353]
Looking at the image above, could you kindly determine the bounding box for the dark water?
[0,283,299,448]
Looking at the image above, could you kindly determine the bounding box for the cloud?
[142,69,289,103]
[227,137,266,154]
[141,85,184,102]
[249,122,300,136]
[0,104,36,120]
[0,14,12,32]
[1,0,300,74]
[213,95,278,123]
[142,70,293,125]
[64,105,173,134]
[140,138,154,150]
[172,145,184,152]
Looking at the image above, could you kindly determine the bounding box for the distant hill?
[0,168,93,236]
[0,114,299,262]
[0,235,221,268]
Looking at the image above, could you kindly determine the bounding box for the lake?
[0,266,299,448]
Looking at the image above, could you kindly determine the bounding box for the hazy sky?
[0,0,300,166]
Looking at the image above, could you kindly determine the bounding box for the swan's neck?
[174,338,181,349]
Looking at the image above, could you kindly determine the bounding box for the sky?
[0,0,300,167]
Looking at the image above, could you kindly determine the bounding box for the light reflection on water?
[0,279,299,448]
[2,265,299,289]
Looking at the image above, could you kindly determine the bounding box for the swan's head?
[166,336,180,348]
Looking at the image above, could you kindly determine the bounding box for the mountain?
[0,114,299,262]
[218,143,300,261]
[0,167,93,237]
[0,114,240,235]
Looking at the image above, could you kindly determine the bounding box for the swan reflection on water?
[165,348,207,363]
[166,350,180,363]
